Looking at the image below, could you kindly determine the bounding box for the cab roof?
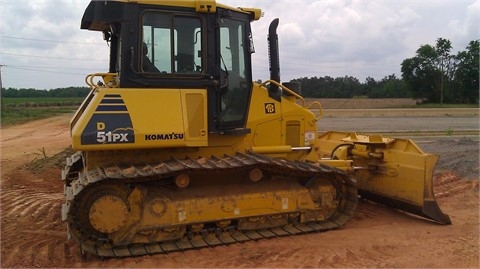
[113,0,262,20]
[81,0,262,31]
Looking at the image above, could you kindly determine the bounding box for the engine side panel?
[71,88,208,151]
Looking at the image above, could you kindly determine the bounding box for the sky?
[0,0,479,90]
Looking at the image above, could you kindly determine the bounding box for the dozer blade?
[317,131,451,224]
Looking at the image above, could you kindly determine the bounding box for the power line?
[0,35,106,45]
[6,66,87,76]
[6,64,95,71]
[3,63,108,76]
[0,52,108,62]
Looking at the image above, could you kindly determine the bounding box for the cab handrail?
[307,100,323,120]
[260,80,306,107]
[85,73,119,89]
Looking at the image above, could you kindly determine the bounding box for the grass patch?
[1,97,82,127]
[27,146,75,173]
[2,97,84,106]
[445,127,454,136]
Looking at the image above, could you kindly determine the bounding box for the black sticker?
[81,95,135,145]
[264,103,276,114]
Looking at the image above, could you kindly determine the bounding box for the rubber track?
[65,152,358,257]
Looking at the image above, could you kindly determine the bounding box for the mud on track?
[1,112,478,268]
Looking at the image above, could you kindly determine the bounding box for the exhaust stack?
[268,18,281,100]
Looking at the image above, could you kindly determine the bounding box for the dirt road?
[1,112,478,268]
[318,108,479,134]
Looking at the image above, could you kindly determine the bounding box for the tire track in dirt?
[434,171,479,198]
[0,167,73,268]
[1,190,61,220]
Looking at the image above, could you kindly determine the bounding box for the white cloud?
[447,0,480,50]
[1,0,108,89]
[246,0,479,81]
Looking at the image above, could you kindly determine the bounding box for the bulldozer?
[62,0,451,257]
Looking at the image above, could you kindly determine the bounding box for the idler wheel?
[72,183,132,237]
[89,194,128,233]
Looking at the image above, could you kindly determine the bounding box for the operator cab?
[81,1,261,134]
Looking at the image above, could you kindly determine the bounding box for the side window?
[219,18,251,124]
[219,22,246,77]
[141,12,203,74]
[143,27,170,72]
[220,28,231,71]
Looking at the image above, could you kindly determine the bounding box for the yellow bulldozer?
[62,0,451,257]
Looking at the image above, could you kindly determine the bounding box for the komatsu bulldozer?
[62,0,451,257]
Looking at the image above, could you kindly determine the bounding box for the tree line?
[291,74,410,99]
[2,38,478,104]
[292,38,478,104]
[1,87,90,98]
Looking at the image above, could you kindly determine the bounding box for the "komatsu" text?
[145,133,184,141]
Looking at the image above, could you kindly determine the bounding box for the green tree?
[401,45,438,102]
[363,76,378,97]
[368,74,410,98]
[455,40,479,104]
[330,76,359,98]
[291,76,348,98]
[401,38,476,104]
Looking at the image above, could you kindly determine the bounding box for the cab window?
[141,12,203,74]
[219,18,251,125]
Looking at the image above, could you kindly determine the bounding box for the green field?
[1,97,83,127]
[2,97,84,106]
[1,97,477,127]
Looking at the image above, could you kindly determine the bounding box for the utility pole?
[0,64,5,109]
[0,64,3,89]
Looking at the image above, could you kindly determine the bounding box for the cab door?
[216,13,253,133]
